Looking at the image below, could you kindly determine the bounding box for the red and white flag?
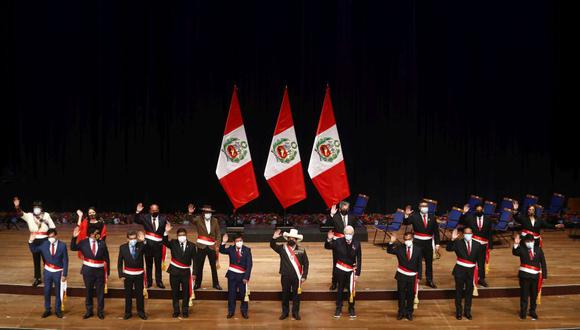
[264,87,306,209]
[216,86,260,210]
[308,86,350,207]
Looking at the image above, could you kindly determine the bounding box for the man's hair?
[177,228,187,235]
[47,228,57,236]
[88,206,97,212]
[339,201,350,208]
[463,226,473,232]
[234,234,244,241]
[474,203,483,209]
[126,230,137,238]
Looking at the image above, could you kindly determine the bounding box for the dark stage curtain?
[1,0,576,214]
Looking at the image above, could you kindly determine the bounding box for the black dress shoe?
[213,284,223,290]
[156,282,165,289]
[83,312,94,319]
[329,283,337,290]
[519,314,526,320]
[529,311,538,320]
[41,310,52,318]
[279,313,289,320]
[456,313,462,320]
[55,312,63,318]
[182,313,189,318]
[242,311,249,319]
[172,312,180,318]
[97,312,105,319]
[292,313,301,320]
[464,313,472,320]
[349,307,356,319]
[227,312,234,319]
[426,280,437,288]
[32,279,42,287]
[478,280,489,287]
[334,308,341,318]
[123,313,132,320]
[138,313,148,320]
[406,314,413,321]
[397,313,404,320]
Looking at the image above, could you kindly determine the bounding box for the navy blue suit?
[70,237,110,313]
[219,243,252,314]
[29,240,69,312]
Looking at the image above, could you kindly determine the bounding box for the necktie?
[236,248,241,263]
[130,245,136,259]
[91,240,96,256]
[423,214,427,228]
[467,241,471,255]
[343,215,347,227]
[153,218,158,231]
[51,243,55,256]
[478,217,482,230]
[529,250,534,260]
[181,242,185,252]
[406,247,411,261]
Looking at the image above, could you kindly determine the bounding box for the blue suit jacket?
[29,240,69,277]
[219,244,252,281]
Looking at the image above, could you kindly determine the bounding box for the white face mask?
[344,234,353,241]
[420,207,429,214]
[204,213,212,220]
[33,207,42,215]
[404,240,413,247]
[235,241,244,248]
[129,239,137,246]
[48,237,56,244]
[525,242,534,249]
[464,234,473,242]
[178,235,187,243]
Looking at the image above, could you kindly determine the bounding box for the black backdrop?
[1,0,576,214]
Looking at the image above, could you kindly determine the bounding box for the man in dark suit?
[325,225,362,319]
[513,234,548,320]
[387,232,422,321]
[192,205,222,290]
[512,201,564,248]
[117,230,147,320]
[270,228,309,321]
[71,226,111,319]
[28,228,68,318]
[220,233,253,319]
[328,201,355,290]
[163,224,197,318]
[403,201,441,288]
[459,203,495,287]
[135,202,167,288]
[446,227,483,320]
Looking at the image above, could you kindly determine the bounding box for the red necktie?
[51,243,55,256]
[467,241,471,255]
[529,250,534,260]
[91,240,97,256]
[236,248,241,263]
[406,247,411,261]
[478,217,482,230]
[423,214,427,228]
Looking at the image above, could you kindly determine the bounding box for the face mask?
[89,214,96,219]
[464,234,473,242]
[420,207,429,214]
[204,213,212,220]
[151,212,159,218]
[287,240,296,247]
[178,235,187,243]
[129,239,137,246]
[475,211,483,216]
[404,240,413,247]
[340,209,348,216]
[33,207,42,215]
[345,234,353,241]
[48,237,56,244]
[525,242,534,249]
[235,241,243,248]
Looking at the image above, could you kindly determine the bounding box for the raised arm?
[70,227,80,251]
[13,197,24,217]
[162,222,172,249]
[133,203,145,224]
[324,230,335,250]
[219,234,229,254]
[386,233,398,255]
[402,206,413,225]
[270,230,283,253]
[512,235,521,256]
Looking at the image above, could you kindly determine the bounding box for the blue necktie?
[131,245,136,259]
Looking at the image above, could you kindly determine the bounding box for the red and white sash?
[413,232,433,241]
[33,231,48,239]
[44,262,63,272]
[457,257,479,296]
[284,244,303,292]
[123,267,144,276]
[197,235,216,246]
[336,260,354,272]
[519,263,541,275]
[82,257,105,268]
[145,231,163,242]
[170,258,191,269]
[473,234,491,275]
[472,235,488,245]
[397,265,420,304]
[396,265,417,277]
[456,257,476,268]
[521,229,541,240]
[228,264,246,274]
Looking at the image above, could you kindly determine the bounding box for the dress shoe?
[41,310,52,318]
[138,313,147,320]
[146,283,153,289]
[181,313,189,318]
[426,280,437,288]
[329,283,337,290]
[279,313,289,320]
[213,284,223,290]
[334,308,341,318]
[227,312,234,319]
[97,311,105,319]
[55,312,63,318]
[478,280,489,287]
[32,279,42,287]
[241,311,249,319]
[397,313,404,320]
[156,282,165,289]
[406,314,413,321]
[172,312,180,318]
[349,307,356,319]
[529,311,538,320]
[519,313,526,320]
[456,313,462,320]
[123,313,132,320]
[83,312,94,319]
[464,313,472,320]
[292,313,301,320]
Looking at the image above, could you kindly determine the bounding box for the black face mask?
[287,240,296,247]
[340,209,348,216]
[151,212,159,218]
[89,214,96,219]
[475,211,483,216]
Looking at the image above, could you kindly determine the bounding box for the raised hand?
[136,202,144,213]
[390,233,397,243]
[137,231,145,242]
[187,203,195,214]
[327,230,335,240]
[76,209,83,218]
[73,226,80,238]
[451,228,459,241]
[404,205,413,216]
[463,204,470,214]
[513,200,519,211]
[514,234,521,245]
[273,229,282,239]
[165,222,172,232]
[222,233,229,243]
[13,196,20,208]
[330,204,338,216]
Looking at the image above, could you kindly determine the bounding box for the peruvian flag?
[264,87,307,209]
[308,86,350,207]
[216,86,260,210]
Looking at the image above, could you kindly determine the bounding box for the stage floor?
[1,224,579,292]
[1,294,580,329]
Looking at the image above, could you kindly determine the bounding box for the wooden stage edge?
[2,283,580,301]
